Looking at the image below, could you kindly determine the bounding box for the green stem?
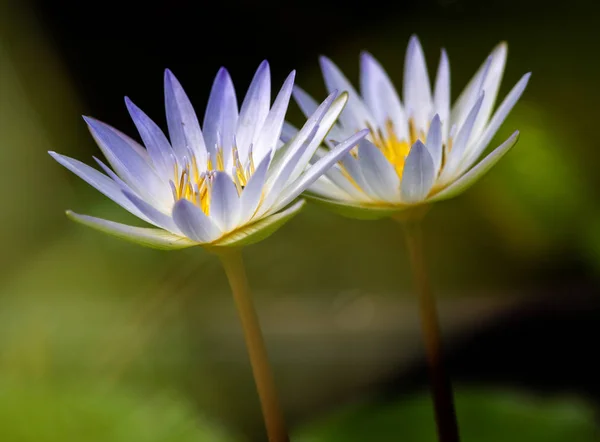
[217,248,289,442]
[402,221,460,442]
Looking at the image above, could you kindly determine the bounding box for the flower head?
[289,35,530,219]
[50,61,367,249]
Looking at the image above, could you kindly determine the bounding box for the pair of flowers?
[50,36,530,247]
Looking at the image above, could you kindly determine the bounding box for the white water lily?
[288,35,530,219]
[50,61,367,249]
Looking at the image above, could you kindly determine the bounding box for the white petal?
[433,49,450,141]
[269,129,369,214]
[164,69,207,164]
[123,190,180,233]
[67,211,196,250]
[236,60,271,162]
[319,56,376,131]
[403,35,433,134]
[292,86,346,142]
[307,176,356,202]
[210,171,241,231]
[357,139,401,202]
[172,199,222,243]
[125,97,175,180]
[425,114,443,175]
[239,154,270,223]
[360,51,408,141]
[428,131,519,203]
[253,70,295,165]
[84,117,171,208]
[440,93,485,183]
[401,140,436,203]
[461,73,531,171]
[203,67,238,168]
[49,151,148,221]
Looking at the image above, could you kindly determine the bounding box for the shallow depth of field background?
[1,0,599,440]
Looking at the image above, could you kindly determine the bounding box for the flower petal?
[66,211,196,250]
[210,171,241,232]
[433,49,450,141]
[253,70,295,165]
[236,60,271,162]
[280,121,298,144]
[203,67,238,169]
[125,97,175,180]
[239,154,270,223]
[83,117,171,208]
[428,131,519,203]
[164,69,207,164]
[123,190,180,233]
[401,140,436,203]
[304,193,404,220]
[213,199,305,247]
[403,35,433,134]
[172,199,222,242]
[426,114,443,175]
[357,139,401,202]
[360,51,408,141]
[319,56,376,131]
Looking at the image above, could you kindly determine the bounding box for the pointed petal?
[203,67,238,168]
[433,49,450,141]
[210,171,241,231]
[307,175,356,202]
[66,211,196,249]
[403,35,433,133]
[83,117,171,207]
[125,97,175,180]
[172,199,222,243]
[401,140,436,203]
[236,60,271,162]
[429,131,519,203]
[123,190,180,232]
[164,69,207,164]
[239,154,270,223]
[462,73,531,171]
[253,70,295,165]
[360,51,408,141]
[270,129,369,214]
[426,114,443,174]
[357,139,401,202]
[319,56,376,131]
[214,199,305,247]
[292,86,346,142]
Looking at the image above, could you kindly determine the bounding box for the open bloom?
[50,61,367,249]
[289,36,531,219]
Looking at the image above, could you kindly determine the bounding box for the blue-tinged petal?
[236,60,271,163]
[360,51,408,141]
[403,35,433,134]
[426,114,443,174]
[428,131,519,203]
[49,151,149,221]
[239,154,270,223]
[292,85,319,118]
[450,53,493,129]
[213,199,305,247]
[203,67,238,169]
[125,97,175,180]
[440,92,484,183]
[462,73,531,172]
[433,49,450,141]
[209,171,241,232]
[337,151,377,199]
[280,121,298,144]
[269,129,369,214]
[66,211,196,250]
[307,176,356,202]
[253,70,295,165]
[172,199,221,243]
[400,140,436,203]
[123,190,180,232]
[319,56,376,131]
[357,139,401,202]
[164,69,208,164]
[84,117,172,207]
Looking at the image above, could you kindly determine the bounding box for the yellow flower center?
[370,119,425,178]
[170,147,254,215]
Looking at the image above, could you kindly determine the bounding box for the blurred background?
[1,0,600,440]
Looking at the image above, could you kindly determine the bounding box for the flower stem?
[402,221,460,442]
[217,248,289,442]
